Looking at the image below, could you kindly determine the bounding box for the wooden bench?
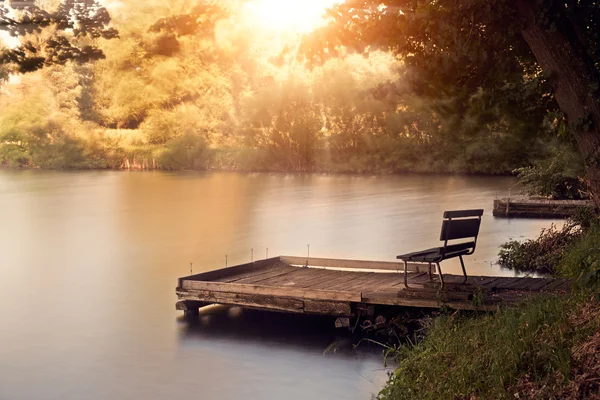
[397,209,484,288]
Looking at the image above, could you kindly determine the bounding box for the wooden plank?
[481,277,502,288]
[179,257,283,286]
[407,272,434,284]
[362,290,402,302]
[343,272,398,291]
[369,274,412,291]
[435,274,469,285]
[180,280,362,302]
[526,278,554,291]
[328,272,376,290]
[253,267,325,286]
[541,279,569,291]
[501,277,530,289]
[175,300,211,311]
[301,270,356,288]
[290,269,343,287]
[360,272,423,290]
[303,300,352,316]
[494,277,523,289]
[289,269,346,288]
[279,256,420,272]
[509,277,542,290]
[233,266,299,284]
[556,280,573,291]
[177,289,304,313]
[361,293,501,312]
[214,262,290,283]
[467,276,500,286]
[307,271,372,290]
[397,288,473,301]
[443,209,484,218]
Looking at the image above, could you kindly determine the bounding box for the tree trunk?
[517,2,600,210]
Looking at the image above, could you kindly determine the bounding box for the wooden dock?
[493,198,593,218]
[176,256,570,317]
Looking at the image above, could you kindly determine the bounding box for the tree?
[0,0,117,76]
[305,0,600,209]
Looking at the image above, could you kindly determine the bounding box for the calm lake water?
[0,171,560,400]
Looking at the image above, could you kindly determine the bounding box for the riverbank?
[0,155,519,176]
[377,214,600,399]
[379,293,600,399]
[0,131,543,175]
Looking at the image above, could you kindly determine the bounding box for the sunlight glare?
[243,0,341,34]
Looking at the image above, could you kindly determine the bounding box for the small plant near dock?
[498,208,597,275]
[498,221,582,274]
[470,287,484,310]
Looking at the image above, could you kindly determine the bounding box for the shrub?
[498,207,599,276]
[158,133,209,170]
[514,150,587,200]
[498,221,583,274]
[560,223,600,283]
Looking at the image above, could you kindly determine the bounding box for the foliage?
[515,148,587,199]
[0,0,591,179]
[498,221,583,274]
[560,222,600,283]
[378,294,600,400]
[158,133,209,170]
[0,0,118,74]
[379,296,571,399]
[497,206,597,275]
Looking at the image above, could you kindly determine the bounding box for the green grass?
[560,222,600,282]
[378,296,578,399]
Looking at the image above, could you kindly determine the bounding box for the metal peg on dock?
[266,247,268,259]
[190,262,193,275]
[225,254,228,267]
[251,248,254,263]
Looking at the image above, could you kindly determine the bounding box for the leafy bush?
[498,221,583,274]
[158,133,209,170]
[0,143,31,167]
[498,208,599,277]
[514,150,587,199]
[560,223,600,282]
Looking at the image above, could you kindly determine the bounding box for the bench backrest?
[439,209,484,256]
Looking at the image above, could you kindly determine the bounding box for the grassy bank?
[379,294,600,399]
[378,217,600,399]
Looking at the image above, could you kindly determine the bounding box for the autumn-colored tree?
[303,0,600,207]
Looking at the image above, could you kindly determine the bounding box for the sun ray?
[242,0,341,35]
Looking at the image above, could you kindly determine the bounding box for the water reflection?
[177,306,392,400]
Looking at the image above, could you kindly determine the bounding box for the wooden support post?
[176,300,209,317]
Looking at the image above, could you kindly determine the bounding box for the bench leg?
[428,263,433,281]
[436,262,445,289]
[404,260,409,288]
[459,255,468,284]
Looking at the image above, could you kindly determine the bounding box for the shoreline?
[0,165,517,178]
